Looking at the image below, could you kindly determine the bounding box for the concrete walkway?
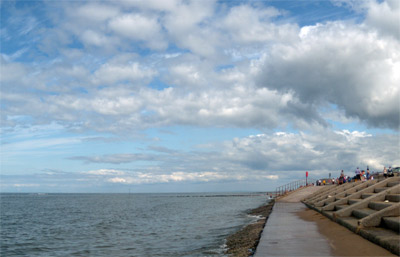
[254,186,395,257]
[255,186,331,257]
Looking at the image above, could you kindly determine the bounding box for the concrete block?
[386,194,400,202]
[335,204,349,211]
[382,217,400,233]
[333,184,400,218]
[348,199,362,205]
[368,201,395,211]
[375,187,390,193]
[388,181,400,187]
[362,193,374,199]
[353,208,377,219]
[358,203,400,228]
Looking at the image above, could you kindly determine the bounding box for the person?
[339,170,344,184]
[355,167,361,180]
[361,170,366,181]
[366,169,370,180]
[388,166,394,177]
[383,166,388,178]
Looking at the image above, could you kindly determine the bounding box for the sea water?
[0,193,268,256]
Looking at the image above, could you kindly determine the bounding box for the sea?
[0,192,269,257]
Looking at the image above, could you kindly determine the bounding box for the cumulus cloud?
[1,0,399,192]
[2,0,398,132]
[223,5,298,44]
[365,0,400,39]
[219,130,399,179]
[93,62,157,85]
[69,129,399,181]
[256,21,400,129]
[74,3,120,22]
[109,13,167,49]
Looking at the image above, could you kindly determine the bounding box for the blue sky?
[1,0,399,193]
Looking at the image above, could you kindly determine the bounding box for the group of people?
[382,166,395,178]
[316,165,396,186]
[352,167,372,182]
[343,166,395,184]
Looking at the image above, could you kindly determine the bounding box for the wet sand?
[297,207,395,256]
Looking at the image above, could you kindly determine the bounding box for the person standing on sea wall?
[388,166,394,177]
[339,170,345,184]
[355,167,361,180]
[366,169,371,180]
[361,170,366,181]
[383,166,388,178]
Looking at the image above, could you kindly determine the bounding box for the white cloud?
[85,169,126,176]
[93,170,279,185]
[93,62,157,85]
[0,58,29,83]
[109,13,167,49]
[108,177,127,183]
[74,3,120,22]
[1,0,399,193]
[257,21,400,129]
[335,130,372,141]
[13,184,40,187]
[223,5,298,44]
[229,130,399,174]
[72,153,154,164]
[81,30,112,47]
[335,0,400,40]
[365,0,400,40]
[68,128,399,183]
[2,1,399,133]
[120,0,179,11]
[163,0,219,57]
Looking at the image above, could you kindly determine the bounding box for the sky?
[1,0,399,193]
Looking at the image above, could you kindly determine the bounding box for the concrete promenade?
[254,186,395,257]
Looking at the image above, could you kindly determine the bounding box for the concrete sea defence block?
[323,178,399,212]
[333,184,400,219]
[358,202,400,228]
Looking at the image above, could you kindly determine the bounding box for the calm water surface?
[1,193,268,256]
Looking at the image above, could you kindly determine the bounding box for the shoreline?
[225,199,275,257]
